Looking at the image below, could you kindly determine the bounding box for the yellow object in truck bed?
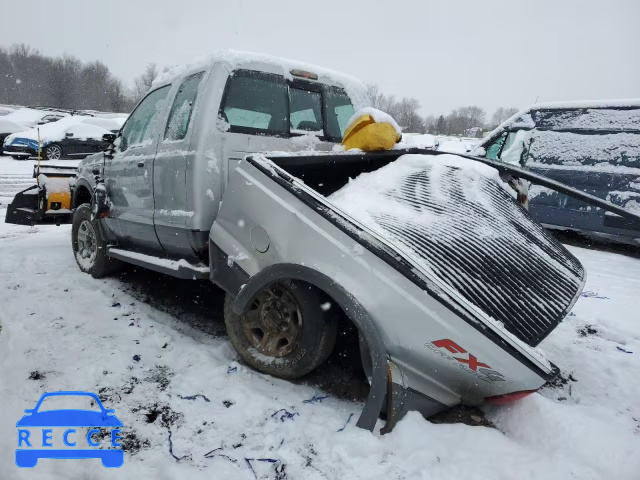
[342,114,401,151]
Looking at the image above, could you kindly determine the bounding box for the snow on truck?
[14,51,640,431]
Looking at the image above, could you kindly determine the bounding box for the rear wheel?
[43,143,63,160]
[224,281,337,379]
[71,203,119,278]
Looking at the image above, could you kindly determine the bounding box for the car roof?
[527,98,640,111]
[478,98,640,149]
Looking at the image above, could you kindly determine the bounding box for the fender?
[71,177,95,208]
[232,263,388,432]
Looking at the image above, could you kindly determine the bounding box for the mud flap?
[380,361,449,434]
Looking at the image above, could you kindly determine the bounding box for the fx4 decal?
[427,339,505,383]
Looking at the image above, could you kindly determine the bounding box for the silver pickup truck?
[71,52,632,432]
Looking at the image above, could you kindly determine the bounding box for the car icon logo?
[16,391,124,468]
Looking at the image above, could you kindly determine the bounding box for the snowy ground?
[0,157,639,479]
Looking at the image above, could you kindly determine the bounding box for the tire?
[43,143,63,160]
[71,203,119,278]
[224,281,338,379]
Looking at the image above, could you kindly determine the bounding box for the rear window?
[220,72,288,135]
[324,88,355,140]
[290,88,322,134]
[220,70,354,141]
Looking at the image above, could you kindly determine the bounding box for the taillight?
[485,390,537,406]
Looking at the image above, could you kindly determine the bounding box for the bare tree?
[365,83,426,133]
[423,115,436,134]
[443,106,487,136]
[133,63,158,102]
[491,107,519,128]
[434,115,447,135]
[0,43,133,112]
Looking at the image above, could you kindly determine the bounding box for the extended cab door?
[154,71,206,258]
[103,85,170,251]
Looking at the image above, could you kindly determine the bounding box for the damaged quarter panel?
[211,154,572,409]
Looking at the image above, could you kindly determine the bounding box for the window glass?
[221,74,287,134]
[324,89,355,140]
[121,86,170,150]
[290,88,322,134]
[500,131,528,165]
[165,72,204,141]
[224,108,271,129]
[41,115,63,124]
[485,133,506,159]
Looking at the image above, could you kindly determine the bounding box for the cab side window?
[164,72,205,141]
[121,86,170,150]
[220,71,288,135]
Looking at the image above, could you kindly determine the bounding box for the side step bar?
[107,247,210,280]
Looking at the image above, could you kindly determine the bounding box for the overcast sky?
[1,0,638,116]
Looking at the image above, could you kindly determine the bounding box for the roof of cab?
[151,49,368,106]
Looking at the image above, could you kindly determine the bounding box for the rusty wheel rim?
[242,284,302,358]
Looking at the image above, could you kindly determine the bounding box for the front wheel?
[71,203,119,278]
[224,281,337,379]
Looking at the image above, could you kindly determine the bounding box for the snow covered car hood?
[329,154,585,346]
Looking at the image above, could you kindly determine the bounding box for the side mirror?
[102,133,117,144]
[103,133,117,159]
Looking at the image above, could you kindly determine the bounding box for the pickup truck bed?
[210,148,584,430]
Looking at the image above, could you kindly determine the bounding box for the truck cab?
[73,52,366,266]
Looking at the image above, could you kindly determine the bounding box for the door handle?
[137,161,145,167]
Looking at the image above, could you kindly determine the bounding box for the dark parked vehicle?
[474,100,640,241]
[0,108,68,156]
[3,116,120,160]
